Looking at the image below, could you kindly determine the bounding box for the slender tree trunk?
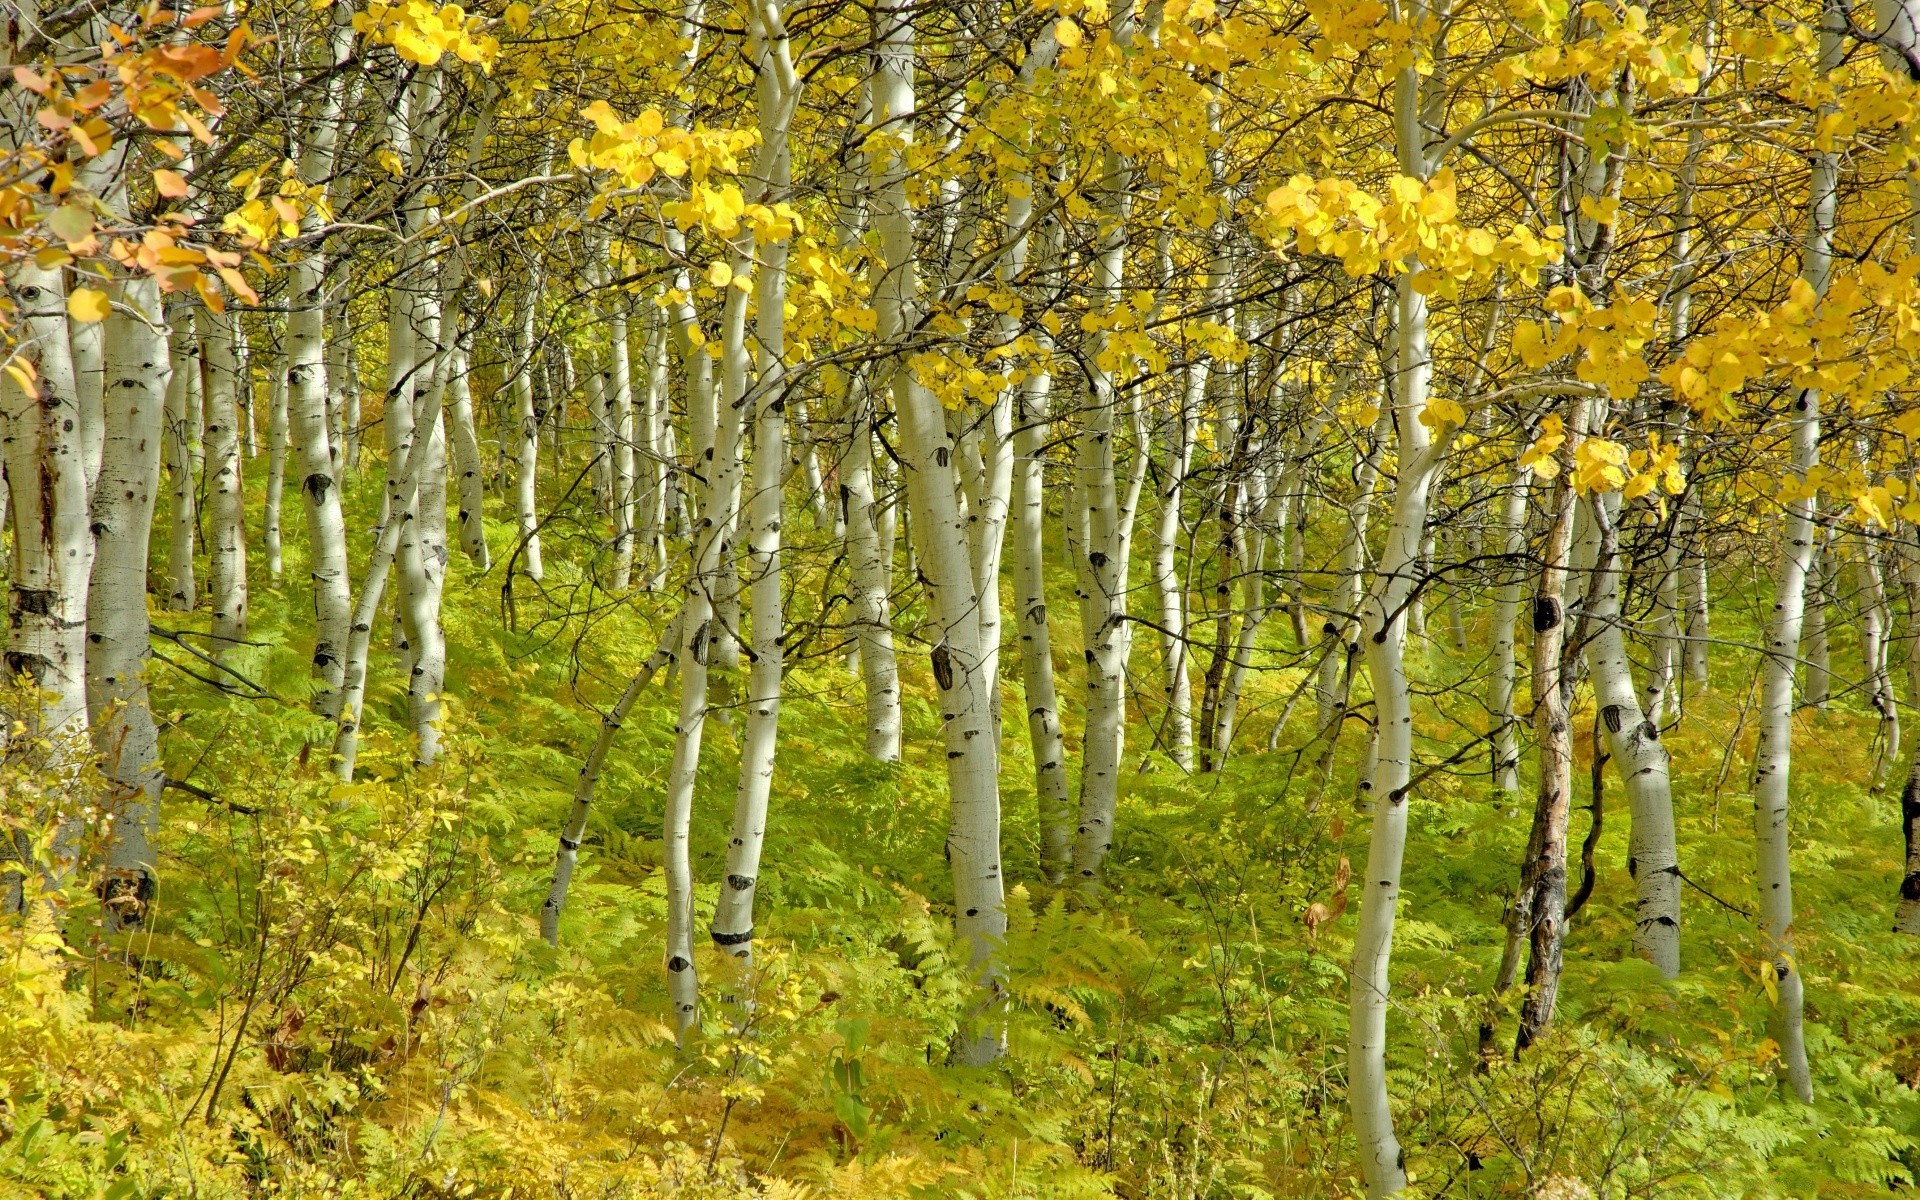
[872,0,1005,1062]
[286,3,355,715]
[1,263,94,893]
[843,383,903,759]
[448,348,490,569]
[1801,533,1831,710]
[714,8,799,969]
[1349,49,1445,1190]
[262,325,287,580]
[90,274,170,927]
[513,289,545,583]
[605,289,636,591]
[163,304,198,612]
[1515,470,1579,1048]
[1859,528,1899,792]
[542,615,682,944]
[199,308,249,650]
[1584,494,1682,977]
[1488,467,1533,796]
[1151,369,1198,770]
[660,248,752,1041]
[1743,3,1838,1104]
[1072,142,1141,893]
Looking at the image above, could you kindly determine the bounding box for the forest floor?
[4,466,1919,1199]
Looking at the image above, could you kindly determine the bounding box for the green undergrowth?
[3,467,1919,1198]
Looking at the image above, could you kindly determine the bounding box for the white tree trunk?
[872,0,1005,1062]
[713,0,799,971]
[1583,493,1682,977]
[513,290,545,583]
[286,3,356,715]
[1072,144,1142,893]
[448,349,490,569]
[1743,4,1838,1104]
[1151,365,1200,770]
[199,308,249,650]
[1859,527,1900,792]
[659,249,753,1040]
[1349,48,1445,1187]
[332,353,447,781]
[1,263,94,888]
[163,304,198,612]
[89,274,170,927]
[262,325,287,580]
[1487,466,1532,796]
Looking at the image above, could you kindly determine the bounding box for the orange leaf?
[73,79,112,111]
[154,169,189,198]
[217,266,258,306]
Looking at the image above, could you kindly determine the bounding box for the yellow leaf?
[67,286,110,323]
[707,261,733,288]
[1055,17,1083,48]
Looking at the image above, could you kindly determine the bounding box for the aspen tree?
[870,0,1007,1061]
[198,307,248,650]
[713,0,800,970]
[1,264,93,886]
[163,304,198,612]
[285,0,357,716]
[90,271,170,926]
[261,321,287,580]
[1348,11,1452,1191]
[1744,0,1841,1103]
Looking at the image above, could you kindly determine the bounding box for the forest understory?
[8,1,1920,1198]
[4,452,1917,1199]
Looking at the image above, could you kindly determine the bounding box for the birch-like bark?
[1801,534,1831,709]
[660,242,752,1040]
[1513,470,1579,1050]
[331,347,448,781]
[286,1,356,715]
[198,308,248,650]
[325,289,351,474]
[872,0,1005,1061]
[713,0,799,968]
[1072,141,1143,892]
[261,323,287,580]
[841,87,902,763]
[513,286,545,583]
[1582,493,1683,977]
[639,298,669,589]
[1151,352,1200,768]
[90,273,170,927]
[1743,4,1838,1104]
[1349,36,1445,1193]
[1486,465,1575,1052]
[1,263,94,885]
[1858,528,1899,792]
[163,304,198,612]
[1487,466,1532,796]
[448,349,490,568]
[602,269,637,590]
[1011,343,1073,877]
